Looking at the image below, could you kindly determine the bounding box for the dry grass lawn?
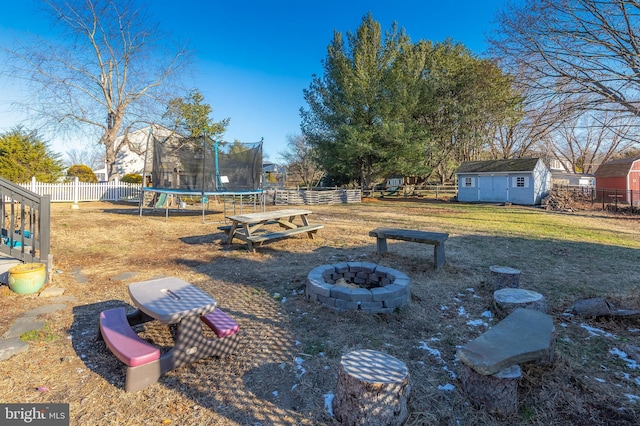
[1,198,640,425]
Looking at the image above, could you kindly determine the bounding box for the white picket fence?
[19,177,142,203]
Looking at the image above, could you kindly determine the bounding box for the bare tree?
[2,0,190,179]
[65,147,105,170]
[491,0,640,125]
[545,112,636,173]
[489,76,565,159]
[279,134,325,188]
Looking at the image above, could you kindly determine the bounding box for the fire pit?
[306,262,410,313]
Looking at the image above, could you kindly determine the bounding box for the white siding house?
[456,158,551,205]
[93,125,178,180]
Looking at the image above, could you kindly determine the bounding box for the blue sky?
[0,0,510,163]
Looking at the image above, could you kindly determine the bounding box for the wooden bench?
[369,228,449,269]
[201,309,240,338]
[247,224,323,243]
[217,220,278,234]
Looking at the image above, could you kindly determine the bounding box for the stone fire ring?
[306,262,410,313]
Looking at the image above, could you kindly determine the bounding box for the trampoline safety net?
[151,136,262,192]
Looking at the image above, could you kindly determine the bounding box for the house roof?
[456,158,542,174]
[263,162,283,173]
[594,157,640,178]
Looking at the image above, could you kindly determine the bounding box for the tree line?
[2,1,640,188]
[295,6,640,190]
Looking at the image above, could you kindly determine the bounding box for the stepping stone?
[39,287,66,298]
[1,317,45,339]
[109,272,139,282]
[24,304,67,317]
[456,308,554,375]
[0,337,29,361]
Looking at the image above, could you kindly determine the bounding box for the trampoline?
[137,130,264,222]
[140,187,263,221]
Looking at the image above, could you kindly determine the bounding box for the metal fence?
[553,184,639,211]
[594,187,640,210]
[19,177,142,203]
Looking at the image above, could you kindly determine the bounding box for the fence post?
[72,177,79,209]
[114,177,120,201]
[31,176,36,192]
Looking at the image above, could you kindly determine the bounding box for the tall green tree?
[164,89,230,139]
[301,13,429,190]
[0,128,64,183]
[417,41,522,182]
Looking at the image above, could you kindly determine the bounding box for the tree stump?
[493,288,548,319]
[333,349,410,425]
[488,265,521,291]
[570,297,613,317]
[459,362,521,416]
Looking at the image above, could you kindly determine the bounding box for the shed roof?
[456,158,541,174]
[594,157,640,178]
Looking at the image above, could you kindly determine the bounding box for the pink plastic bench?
[99,307,160,367]
[201,309,240,338]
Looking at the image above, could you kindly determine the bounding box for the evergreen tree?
[0,128,64,183]
[301,13,429,191]
[164,89,229,139]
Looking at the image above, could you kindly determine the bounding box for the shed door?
[478,176,509,202]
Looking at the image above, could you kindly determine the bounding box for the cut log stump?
[459,363,521,416]
[488,265,521,291]
[493,288,548,319]
[333,349,410,426]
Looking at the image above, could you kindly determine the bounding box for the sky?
[0,0,511,164]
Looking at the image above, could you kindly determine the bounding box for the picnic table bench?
[224,209,323,251]
[369,228,449,269]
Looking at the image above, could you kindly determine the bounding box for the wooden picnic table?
[223,208,323,251]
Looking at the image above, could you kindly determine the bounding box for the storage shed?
[456,158,551,205]
[594,157,640,206]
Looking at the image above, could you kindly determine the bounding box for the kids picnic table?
[98,277,240,391]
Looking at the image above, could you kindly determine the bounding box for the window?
[464,177,474,187]
[513,176,529,188]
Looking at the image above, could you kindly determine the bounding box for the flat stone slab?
[0,337,29,361]
[70,266,88,284]
[24,304,67,317]
[39,287,66,298]
[457,308,554,375]
[109,271,139,281]
[1,317,45,339]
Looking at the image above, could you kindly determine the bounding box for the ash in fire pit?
[306,262,410,313]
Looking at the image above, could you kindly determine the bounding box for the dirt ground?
[1,198,639,425]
